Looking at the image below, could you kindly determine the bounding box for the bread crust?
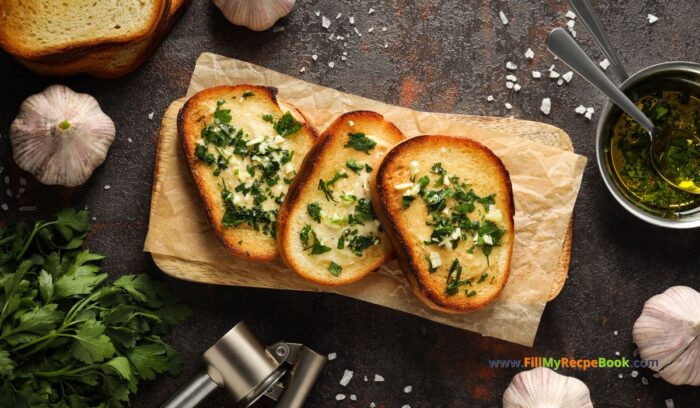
[178,85,317,262]
[371,135,515,313]
[0,0,168,61]
[277,111,405,285]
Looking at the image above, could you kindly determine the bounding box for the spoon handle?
[547,28,654,134]
[568,0,629,81]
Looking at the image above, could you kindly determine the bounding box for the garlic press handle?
[160,371,219,408]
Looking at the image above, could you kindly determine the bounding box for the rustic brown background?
[1,1,699,407]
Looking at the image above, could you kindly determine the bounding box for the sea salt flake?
[499,10,509,25]
[540,98,551,115]
[336,13,342,20]
[506,61,517,70]
[524,48,534,59]
[506,74,517,82]
[550,70,560,79]
[335,394,346,401]
[368,8,376,15]
[600,59,610,70]
[566,10,577,19]
[148,112,154,120]
[562,71,574,82]
[575,105,586,114]
[322,16,331,29]
[404,385,413,393]
[339,370,353,386]
[647,14,659,24]
[505,103,513,110]
[374,374,384,382]
[567,19,576,28]
[532,70,541,78]
[327,352,337,360]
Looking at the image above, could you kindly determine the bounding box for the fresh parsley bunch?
[0,209,190,407]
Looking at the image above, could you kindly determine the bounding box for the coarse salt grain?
[618,373,624,379]
[339,370,353,386]
[506,74,517,82]
[1,204,8,211]
[336,13,342,19]
[370,403,376,408]
[562,71,574,83]
[566,10,577,19]
[647,14,659,24]
[322,16,331,29]
[600,59,610,70]
[327,352,336,360]
[315,10,320,17]
[525,48,534,60]
[532,70,541,78]
[5,189,11,198]
[335,394,346,401]
[401,405,411,408]
[354,27,362,36]
[368,27,374,33]
[349,16,355,24]
[665,399,674,408]
[631,370,639,378]
[641,377,649,385]
[567,19,576,29]
[148,112,154,120]
[382,27,387,32]
[272,26,285,33]
[368,8,376,14]
[557,79,564,86]
[506,61,517,70]
[128,137,133,143]
[103,185,111,190]
[550,71,560,79]
[374,374,384,382]
[328,61,335,68]
[487,95,494,102]
[506,81,514,89]
[312,54,318,61]
[505,103,513,110]
[615,351,620,356]
[614,330,619,336]
[350,395,357,401]
[19,177,26,186]
[513,84,521,92]
[499,10,509,25]
[575,105,586,114]
[549,64,556,71]
[364,376,368,381]
[404,385,413,393]
[540,98,551,115]
[300,67,306,73]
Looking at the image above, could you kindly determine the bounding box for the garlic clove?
[633,286,700,386]
[213,0,295,32]
[10,85,116,187]
[503,367,593,408]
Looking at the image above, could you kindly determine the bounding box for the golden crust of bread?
[277,111,406,285]
[178,85,317,261]
[371,135,515,313]
[0,0,168,61]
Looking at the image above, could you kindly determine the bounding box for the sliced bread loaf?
[0,0,167,60]
[277,111,406,285]
[178,85,317,261]
[371,135,514,313]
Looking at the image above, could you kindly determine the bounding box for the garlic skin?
[10,85,116,187]
[213,0,295,31]
[503,367,593,408]
[633,286,700,386]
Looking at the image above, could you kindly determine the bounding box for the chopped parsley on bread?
[178,85,317,261]
[371,135,514,313]
[277,111,406,285]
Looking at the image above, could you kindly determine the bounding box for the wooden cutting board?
[150,98,573,301]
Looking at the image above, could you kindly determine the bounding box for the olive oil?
[609,89,700,214]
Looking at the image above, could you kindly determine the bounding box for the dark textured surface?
[1,0,699,407]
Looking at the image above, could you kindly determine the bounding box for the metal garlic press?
[161,321,326,408]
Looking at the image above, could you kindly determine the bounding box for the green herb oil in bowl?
[609,88,700,216]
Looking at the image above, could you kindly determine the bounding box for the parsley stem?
[15,220,59,260]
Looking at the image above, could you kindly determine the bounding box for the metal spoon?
[567,0,629,81]
[547,28,700,194]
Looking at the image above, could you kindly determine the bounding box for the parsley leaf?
[307,202,322,223]
[242,91,254,98]
[345,132,377,154]
[275,112,302,137]
[328,262,343,276]
[71,320,116,364]
[346,159,364,174]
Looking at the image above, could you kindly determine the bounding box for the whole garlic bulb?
[213,0,295,31]
[503,367,593,408]
[633,286,700,386]
[10,85,116,187]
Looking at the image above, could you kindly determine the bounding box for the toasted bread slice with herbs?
[371,135,514,313]
[277,111,406,285]
[179,85,317,261]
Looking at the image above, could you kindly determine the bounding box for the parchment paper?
[144,53,587,346]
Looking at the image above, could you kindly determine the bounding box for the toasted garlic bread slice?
[179,85,317,261]
[277,111,405,285]
[371,135,514,313]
